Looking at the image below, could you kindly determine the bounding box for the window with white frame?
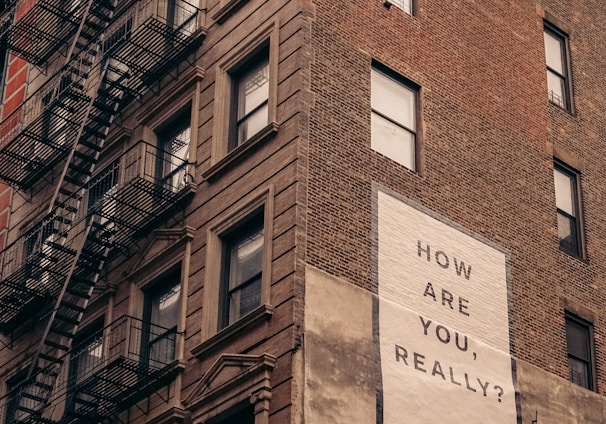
[371,63,418,171]
[388,0,413,15]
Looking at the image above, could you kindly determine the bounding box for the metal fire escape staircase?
[2,1,131,422]
[0,1,205,421]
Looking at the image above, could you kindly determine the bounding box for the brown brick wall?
[304,0,606,395]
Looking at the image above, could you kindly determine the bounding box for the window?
[66,321,104,416]
[554,161,583,256]
[4,370,29,424]
[23,219,55,288]
[544,24,571,110]
[230,53,269,150]
[168,0,197,33]
[206,21,278,179]
[88,160,120,223]
[159,118,191,192]
[387,0,413,15]
[565,313,594,390]
[371,63,418,171]
[201,186,273,343]
[143,270,181,366]
[219,213,264,329]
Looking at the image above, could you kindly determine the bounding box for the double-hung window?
[230,54,270,150]
[554,161,583,256]
[220,213,264,329]
[371,64,418,171]
[143,271,181,367]
[159,119,191,192]
[544,25,571,110]
[565,313,594,391]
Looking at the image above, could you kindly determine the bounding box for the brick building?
[0,0,604,422]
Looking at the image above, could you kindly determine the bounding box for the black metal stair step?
[73,150,98,163]
[83,125,108,139]
[80,249,104,261]
[79,139,104,152]
[55,313,79,326]
[20,391,46,403]
[76,261,101,272]
[59,301,86,313]
[44,340,70,351]
[63,174,87,186]
[65,287,92,300]
[70,275,95,287]
[49,325,77,339]
[14,405,41,415]
[32,380,54,391]
[46,242,76,255]
[88,112,112,126]
[89,8,113,22]
[58,187,83,199]
[92,99,118,114]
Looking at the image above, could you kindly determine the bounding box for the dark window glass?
[220,213,264,329]
[554,162,582,256]
[565,314,594,390]
[210,404,255,424]
[143,270,181,366]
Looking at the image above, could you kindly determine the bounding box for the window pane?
[76,336,103,381]
[371,69,416,130]
[237,103,268,145]
[544,30,564,74]
[554,167,575,216]
[557,213,578,253]
[371,112,415,170]
[229,276,261,323]
[164,124,190,190]
[547,70,566,107]
[567,320,590,360]
[390,0,412,14]
[569,357,589,388]
[229,227,264,291]
[151,284,180,329]
[237,59,269,120]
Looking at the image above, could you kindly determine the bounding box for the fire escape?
[0,0,204,422]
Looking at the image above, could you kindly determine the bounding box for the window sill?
[191,304,273,359]
[212,0,250,24]
[202,122,279,182]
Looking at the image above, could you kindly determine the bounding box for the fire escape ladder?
[65,0,117,69]
[6,51,132,424]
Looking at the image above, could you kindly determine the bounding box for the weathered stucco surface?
[304,265,606,423]
[304,266,376,423]
[517,360,606,423]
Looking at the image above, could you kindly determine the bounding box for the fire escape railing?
[87,140,195,251]
[0,65,92,189]
[0,0,88,66]
[0,0,205,190]
[99,0,205,95]
[0,315,179,424]
[0,141,193,335]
